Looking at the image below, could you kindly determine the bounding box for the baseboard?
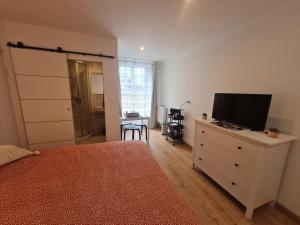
[183,140,193,149]
[275,202,300,223]
[178,134,193,148]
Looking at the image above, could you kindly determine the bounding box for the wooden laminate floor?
[148,128,299,225]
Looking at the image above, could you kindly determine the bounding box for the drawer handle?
[199,157,202,161]
[231,182,236,186]
[201,131,205,134]
[234,163,239,167]
[200,144,204,147]
[237,146,242,150]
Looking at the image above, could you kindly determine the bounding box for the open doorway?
[68,60,106,144]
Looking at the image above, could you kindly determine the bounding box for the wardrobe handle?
[199,157,202,161]
[200,144,204,147]
[231,182,236,186]
[201,131,205,134]
[234,163,239,167]
[237,146,242,150]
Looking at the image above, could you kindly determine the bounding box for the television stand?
[210,120,245,131]
[193,119,296,219]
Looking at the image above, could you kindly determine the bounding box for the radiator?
[157,106,168,135]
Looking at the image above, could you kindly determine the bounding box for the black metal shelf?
[168,114,184,121]
[166,108,184,145]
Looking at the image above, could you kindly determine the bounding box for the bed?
[0,141,200,225]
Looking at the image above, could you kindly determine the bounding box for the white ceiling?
[0,0,290,61]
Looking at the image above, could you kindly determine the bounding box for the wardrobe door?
[16,76,71,99]
[12,49,69,76]
[25,121,75,144]
[21,100,72,123]
[10,48,75,150]
[29,141,75,151]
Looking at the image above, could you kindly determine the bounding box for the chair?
[134,122,148,141]
[120,122,132,140]
[122,125,141,141]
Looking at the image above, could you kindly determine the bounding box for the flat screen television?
[212,93,272,131]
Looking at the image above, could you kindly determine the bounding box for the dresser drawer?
[220,171,251,205]
[195,138,255,180]
[196,145,254,182]
[194,150,229,190]
[194,150,251,204]
[196,123,258,161]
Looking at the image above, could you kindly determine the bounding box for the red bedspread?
[0,141,200,225]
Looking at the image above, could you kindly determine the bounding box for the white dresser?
[192,119,296,219]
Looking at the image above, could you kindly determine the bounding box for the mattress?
[0,141,200,225]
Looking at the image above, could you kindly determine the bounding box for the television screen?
[212,93,272,131]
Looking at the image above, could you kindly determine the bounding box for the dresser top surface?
[194,118,297,146]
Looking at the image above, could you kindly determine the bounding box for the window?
[119,60,154,117]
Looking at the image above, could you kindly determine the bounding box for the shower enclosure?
[68,60,93,141]
[68,59,106,144]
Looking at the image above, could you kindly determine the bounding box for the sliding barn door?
[10,48,75,150]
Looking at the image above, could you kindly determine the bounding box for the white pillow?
[0,145,39,167]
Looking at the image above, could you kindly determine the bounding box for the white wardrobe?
[10,48,75,150]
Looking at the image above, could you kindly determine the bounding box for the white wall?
[1,21,121,143]
[157,1,300,216]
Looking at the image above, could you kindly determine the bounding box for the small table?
[120,115,150,144]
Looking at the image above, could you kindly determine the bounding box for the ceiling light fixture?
[140,46,145,51]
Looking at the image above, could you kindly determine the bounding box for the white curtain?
[119,59,154,118]
[149,63,157,128]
